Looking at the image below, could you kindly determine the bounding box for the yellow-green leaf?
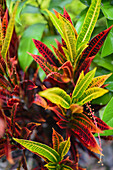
[76,0,101,49]
[77,87,108,105]
[13,138,60,163]
[59,15,77,64]
[72,68,96,101]
[1,1,19,59]
[39,87,71,109]
[88,73,112,88]
[46,10,65,41]
[59,137,70,160]
[45,162,57,170]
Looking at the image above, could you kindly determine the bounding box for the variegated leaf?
[46,10,65,41]
[59,137,70,160]
[52,128,64,152]
[13,138,60,163]
[39,87,71,109]
[76,0,101,48]
[32,39,59,66]
[72,68,96,101]
[45,162,57,170]
[88,73,112,88]
[59,15,77,64]
[1,1,19,59]
[28,52,57,75]
[77,87,108,105]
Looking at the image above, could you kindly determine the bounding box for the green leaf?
[94,53,113,71]
[1,1,19,59]
[76,0,101,48]
[61,164,73,170]
[21,5,40,14]
[45,162,57,170]
[46,10,65,41]
[77,87,108,105]
[101,2,113,20]
[13,138,60,163]
[59,15,77,64]
[72,68,96,101]
[18,23,45,70]
[101,20,113,58]
[39,87,71,109]
[59,137,70,160]
[99,97,113,136]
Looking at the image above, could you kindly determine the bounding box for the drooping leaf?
[52,128,64,152]
[82,25,113,59]
[77,87,108,105]
[88,73,112,88]
[59,15,77,64]
[1,1,19,59]
[33,39,59,66]
[59,137,70,160]
[39,87,71,109]
[72,68,96,101]
[28,53,57,75]
[76,0,101,48]
[71,121,102,154]
[13,138,60,163]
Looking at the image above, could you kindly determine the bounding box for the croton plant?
[0,0,113,169]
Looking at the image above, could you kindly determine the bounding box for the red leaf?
[33,94,47,108]
[0,52,6,73]
[75,56,95,79]
[58,61,73,80]
[7,98,20,107]
[52,128,64,151]
[95,117,113,131]
[28,52,56,75]
[82,25,113,59]
[32,39,60,66]
[71,121,102,154]
[2,9,8,38]
[57,120,67,129]
[51,45,66,64]
[0,73,12,89]
[11,103,18,135]
[26,122,41,131]
[63,7,73,24]
[0,118,6,138]
[49,106,67,121]
[4,135,14,164]
[55,39,65,56]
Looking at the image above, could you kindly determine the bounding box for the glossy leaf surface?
[13,138,60,163]
[76,0,101,48]
[39,87,71,109]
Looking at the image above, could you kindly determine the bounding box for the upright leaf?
[46,10,65,41]
[82,25,113,59]
[1,1,19,59]
[13,138,60,163]
[72,68,96,100]
[59,15,77,64]
[52,128,64,152]
[76,0,101,48]
[59,137,70,160]
[33,39,59,66]
[39,87,71,109]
